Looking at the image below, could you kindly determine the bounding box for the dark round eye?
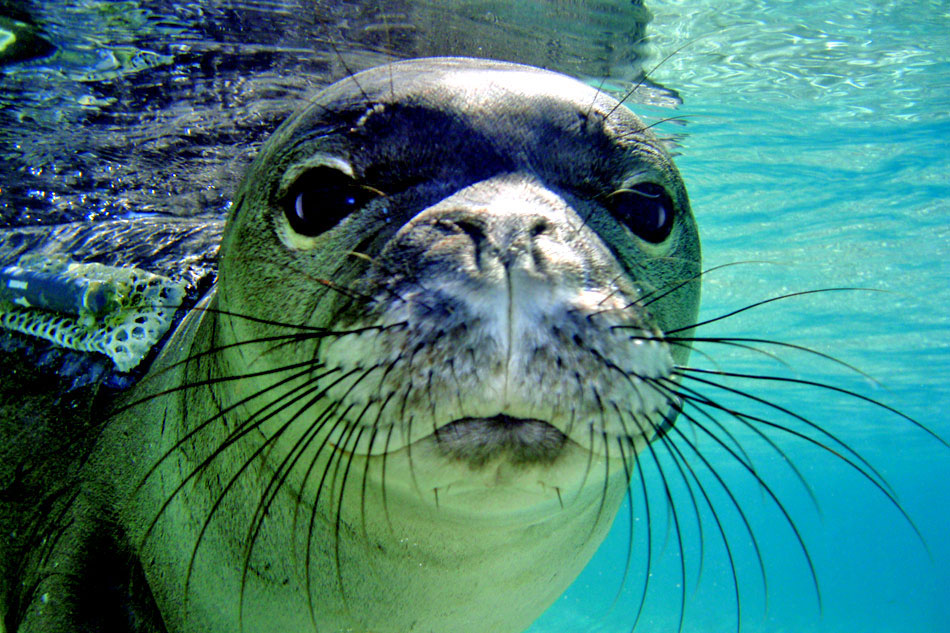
[281,167,380,237]
[606,183,675,243]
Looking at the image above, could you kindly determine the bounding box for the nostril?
[529,218,551,238]
[454,219,487,245]
[453,219,487,267]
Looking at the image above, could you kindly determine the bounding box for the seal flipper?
[0,358,166,633]
[13,499,167,633]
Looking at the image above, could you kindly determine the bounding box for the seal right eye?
[282,166,379,237]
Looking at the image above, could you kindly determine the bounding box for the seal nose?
[420,172,580,280]
[375,174,589,293]
[449,213,554,271]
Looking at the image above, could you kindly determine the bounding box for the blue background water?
[532,1,950,631]
[1,1,947,632]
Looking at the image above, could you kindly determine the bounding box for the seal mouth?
[433,415,568,468]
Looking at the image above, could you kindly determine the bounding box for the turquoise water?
[1,1,947,632]
[533,1,950,631]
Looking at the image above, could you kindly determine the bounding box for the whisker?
[683,367,949,450]
[359,391,398,540]
[677,369,897,492]
[187,377,345,617]
[179,305,336,332]
[621,115,692,136]
[606,411,637,614]
[566,395,596,509]
[583,75,611,122]
[589,260,764,320]
[296,362,389,620]
[303,407,353,630]
[606,39,699,119]
[178,366,368,597]
[333,419,366,610]
[663,403,771,623]
[653,413,744,633]
[663,389,822,613]
[114,335,327,418]
[663,376,820,513]
[321,21,370,101]
[237,398,348,628]
[667,288,883,335]
[646,418,707,593]
[673,370,931,549]
[133,362,329,486]
[634,409,689,633]
[581,428,612,546]
[379,422,397,534]
[670,336,876,383]
[137,362,337,543]
[238,367,395,612]
[636,262,776,311]
[358,423,381,542]
[239,399,346,627]
[627,429,653,633]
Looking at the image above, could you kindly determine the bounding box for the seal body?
[2,57,700,633]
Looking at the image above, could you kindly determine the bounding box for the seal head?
[129,57,700,633]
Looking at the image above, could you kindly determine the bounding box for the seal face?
[224,55,699,456]
[111,57,701,633]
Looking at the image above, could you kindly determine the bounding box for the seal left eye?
[282,167,379,237]
[607,183,675,244]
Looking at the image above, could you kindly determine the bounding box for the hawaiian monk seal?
[4,57,699,632]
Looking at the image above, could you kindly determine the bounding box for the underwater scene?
[0,1,947,632]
